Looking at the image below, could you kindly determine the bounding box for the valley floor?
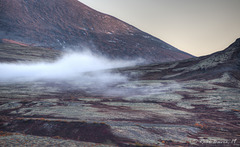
[0,42,240,146]
[0,75,239,146]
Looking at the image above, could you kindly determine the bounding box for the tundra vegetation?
[0,39,240,146]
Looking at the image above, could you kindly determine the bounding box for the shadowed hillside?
[122,38,240,81]
[0,0,193,63]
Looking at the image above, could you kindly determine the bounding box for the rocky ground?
[0,39,240,146]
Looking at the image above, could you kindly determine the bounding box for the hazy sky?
[79,0,240,56]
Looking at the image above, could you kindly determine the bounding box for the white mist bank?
[0,50,138,84]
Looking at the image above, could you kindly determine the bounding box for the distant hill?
[0,0,193,63]
[121,38,240,82]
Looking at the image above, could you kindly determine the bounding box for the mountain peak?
[0,0,193,63]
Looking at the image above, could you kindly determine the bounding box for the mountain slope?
[0,43,62,63]
[0,0,193,63]
[120,38,240,82]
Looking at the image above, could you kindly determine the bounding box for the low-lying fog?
[0,50,138,87]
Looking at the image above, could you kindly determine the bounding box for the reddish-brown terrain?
[0,39,239,146]
[0,0,239,146]
[0,0,193,63]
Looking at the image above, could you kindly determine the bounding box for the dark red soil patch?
[2,39,29,46]
[212,82,239,88]
[0,119,133,146]
[159,102,187,111]
[175,91,204,100]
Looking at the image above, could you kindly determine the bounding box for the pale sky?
[78,0,240,56]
